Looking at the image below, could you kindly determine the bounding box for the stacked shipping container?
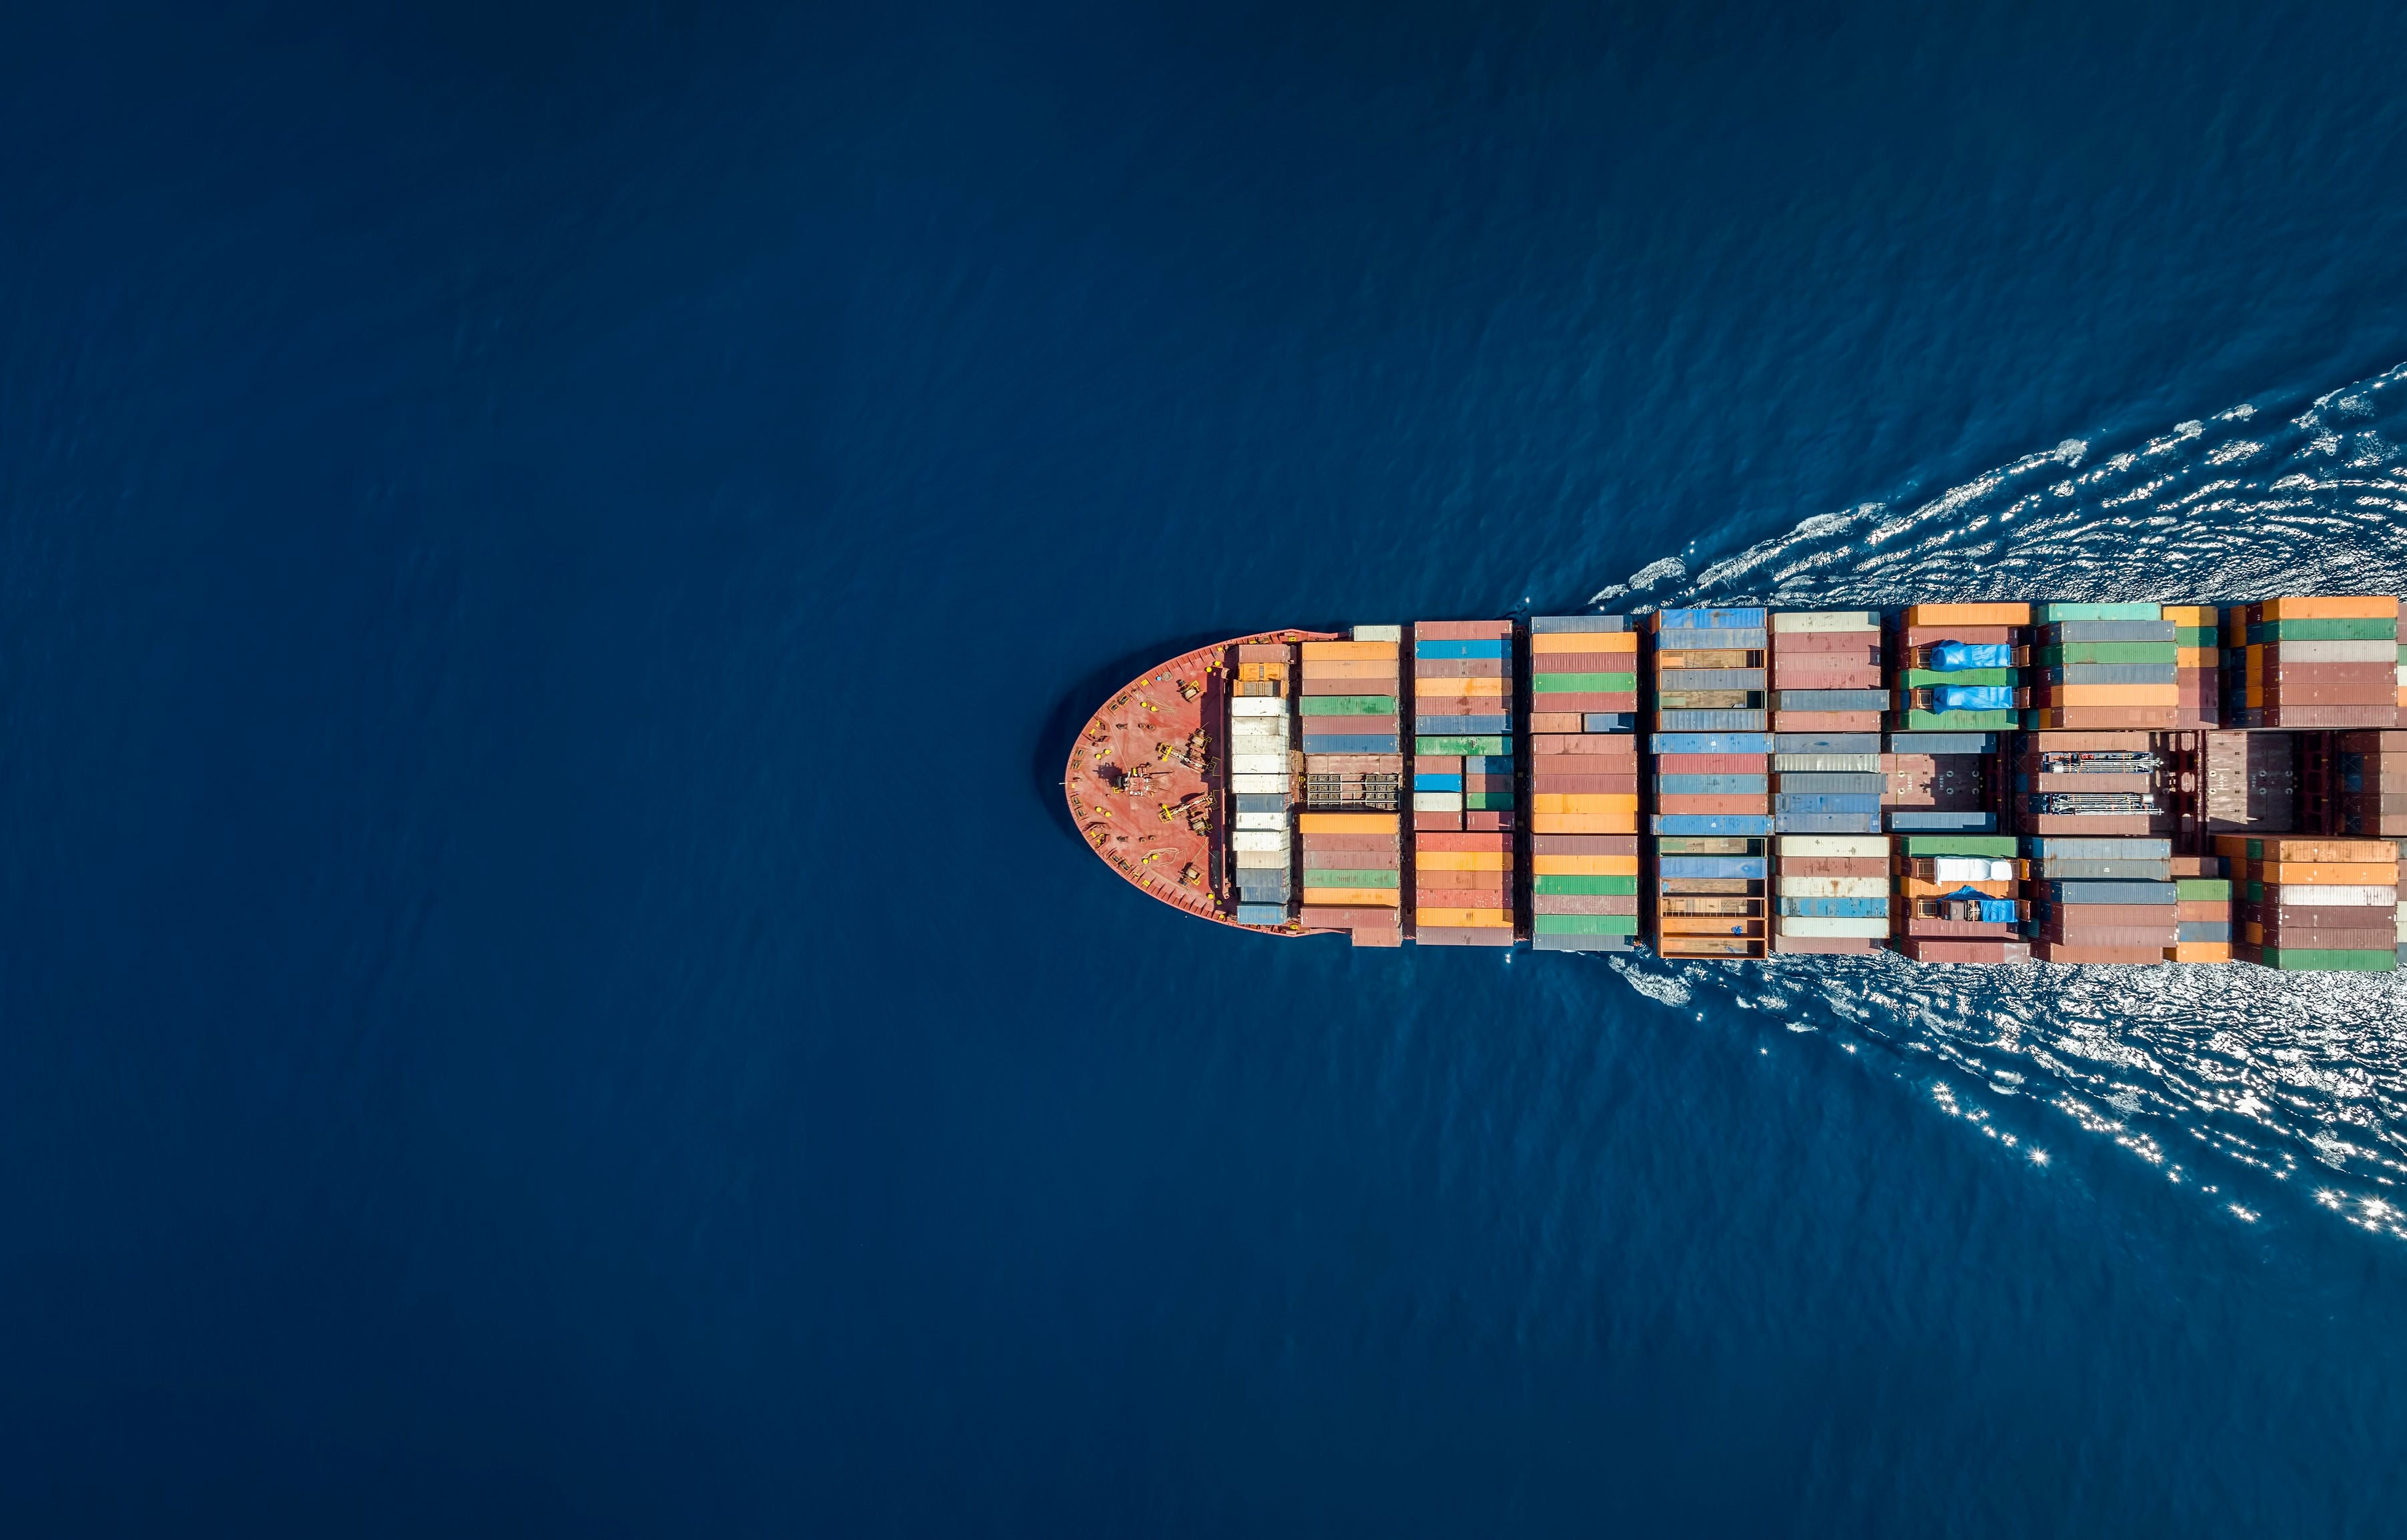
[1891,829,2029,963]
[1894,603,2028,733]
[2167,605,2219,728]
[1771,609,1886,733]
[1414,621,1515,945]
[1528,616,1640,953]
[1774,834,1889,953]
[2026,605,2180,731]
[1650,608,1772,961]
[1227,641,1295,923]
[1295,629,1403,945]
[2220,835,2400,972]
[2169,853,2233,963]
[2225,597,2402,728]
[2336,731,2407,965]
[2023,836,2177,965]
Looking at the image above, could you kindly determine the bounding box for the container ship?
[1063,601,2407,971]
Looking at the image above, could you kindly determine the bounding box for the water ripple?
[1591,358,2407,1244]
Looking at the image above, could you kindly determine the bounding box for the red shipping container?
[1658,795,1770,815]
[1412,811,1463,831]
[1299,833,1401,852]
[1531,735,1639,756]
[1415,754,1464,773]
[1901,625,2016,645]
[1464,810,1513,831]
[1773,635,1882,659]
[1413,658,1507,678]
[1529,693,1639,712]
[1654,753,1770,774]
[1529,773,1640,793]
[1417,831,1511,851]
[1773,712,1885,731]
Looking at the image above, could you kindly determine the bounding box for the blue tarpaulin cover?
[1929,642,2015,670]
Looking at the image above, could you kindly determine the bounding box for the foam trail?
[1590,360,2407,1244]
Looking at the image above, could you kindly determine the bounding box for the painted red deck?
[1064,630,1339,931]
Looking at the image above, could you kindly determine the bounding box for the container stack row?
[1295,629,1403,946]
[2168,605,2219,727]
[2168,853,2233,964]
[1654,607,1768,733]
[1894,603,2028,733]
[2220,835,2400,973]
[2223,597,2402,729]
[1771,609,1886,733]
[1296,811,1403,947]
[2023,835,2177,965]
[2026,604,2179,731]
[1893,830,2027,964]
[1413,621,1515,946]
[1226,642,1295,925]
[2335,731,2407,966]
[1528,616,1640,953]
[1773,834,1889,954]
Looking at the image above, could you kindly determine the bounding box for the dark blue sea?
[10,2,2407,1533]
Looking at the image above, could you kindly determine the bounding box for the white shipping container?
[1413,791,1464,812]
[1233,847,1290,869]
[1230,729,1289,749]
[1231,697,1289,717]
[1777,835,1890,857]
[1231,830,1290,853]
[1235,811,1288,831]
[1230,753,1288,775]
[1780,916,1891,937]
[2269,885,2396,907]
[1772,611,1880,633]
[1352,624,1404,642]
[1778,875,1888,899]
[1929,857,2014,881]
[2263,639,2395,662]
[1230,773,1291,794]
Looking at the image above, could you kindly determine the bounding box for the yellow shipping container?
[1529,813,1639,833]
[2260,595,2400,621]
[2161,605,2217,627]
[2213,836,2396,862]
[1529,793,1641,813]
[2175,647,2215,669]
[1299,640,1401,660]
[1905,603,2031,625]
[1529,631,1638,653]
[1297,812,1399,833]
[1418,907,1511,927]
[1299,888,1401,907]
[2165,943,2232,963]
[1529,854,1640,875]
[1415,851,1513,872]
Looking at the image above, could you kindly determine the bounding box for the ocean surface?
[7,1,2407,1533]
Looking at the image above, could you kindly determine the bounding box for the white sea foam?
[1592,358,2407,1242]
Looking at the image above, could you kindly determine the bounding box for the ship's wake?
[1592,360,2407,1242]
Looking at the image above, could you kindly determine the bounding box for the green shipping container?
[1533,874,1640,896]
[1533,672,1639,693]
[1900,835,2018,856]
[2174,627,2217,647]
[2035,643,2179,664]
[2173,878,2231,900]
[1535,913,1641,936]
[1463,791,1515,811]
[1902,709,2019,731]
[1903,667,2015,687]
[1416,735,1507,756]
[1298,695,1397,715]
[2255,947,2399,972]
[2258,618,2398,641]
[1300,868,1399,888]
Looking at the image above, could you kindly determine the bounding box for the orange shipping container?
[1905,602,2031,626]
[1530,813,1640,834]
[1417,907,1511,927]
[1529,793,1640,813]
[1299,640,1401,660]
[1298,812,1400,833]
[1413,675,1509,696]
[2259,596,2399,621]
[1416,850,1513,871]
[1300,888,1401,907]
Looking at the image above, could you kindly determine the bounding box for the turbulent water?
[15,1,2407,1533]
[1602,362,2407,1244]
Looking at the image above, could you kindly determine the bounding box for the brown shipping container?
[1299,906,1406,928]
[1531,651,1639,672]
[1235,643,1293,661]
[1300,677,1398,696]
[1900,919,2022,938]
[1413,657,1508,678]
[1418,831,1511,851]
[1531,834,1641,855]
[1530,773,1641,793]
[1529,693,1640,713]
[1299,833,1403,853]
[1774,635,1883,659]
[1528,712,1584,732]
[1416,620,1515,641]
[1774,713,1886,731]
[1780,857,1890,877]
[1656,753,1771,774]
